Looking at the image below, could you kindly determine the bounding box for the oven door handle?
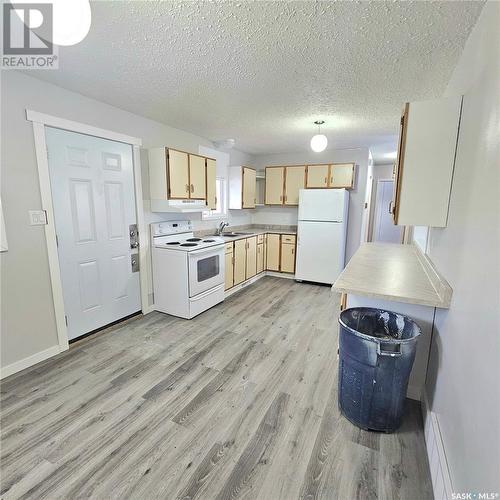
[188,246,224,257]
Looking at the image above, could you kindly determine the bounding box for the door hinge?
[65,315,68,326]
[55,234,59,247]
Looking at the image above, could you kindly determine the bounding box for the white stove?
[151,221,225,319]
[152,222,225,251]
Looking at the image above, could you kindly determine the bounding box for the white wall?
[251,148,370,262]
[0,71,254,370]
[424,2,499,491]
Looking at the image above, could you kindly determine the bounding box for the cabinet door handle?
[324,177,327,184]
[190,184,194,193]
[330,177,333,184]
[389,200,394,214]
[185,184,190,193]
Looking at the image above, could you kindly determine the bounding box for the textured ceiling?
[27,1,483,160]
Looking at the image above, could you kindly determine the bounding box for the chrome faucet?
[216,221,229,236]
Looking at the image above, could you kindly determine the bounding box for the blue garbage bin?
[338,307,421,432]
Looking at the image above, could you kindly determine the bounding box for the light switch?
[29,210,47,225]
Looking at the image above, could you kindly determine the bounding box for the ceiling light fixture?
[310,120,328,153]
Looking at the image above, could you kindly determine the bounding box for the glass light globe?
[310,134,328,152]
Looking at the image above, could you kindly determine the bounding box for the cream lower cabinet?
[225,243,234,290]
[256,243,264,274]
[266,234,296,273]
[226,233,297,293]
[266,234,281,271]
[233,239,247,285]
[280,237,296,273]
[246,236,257,279]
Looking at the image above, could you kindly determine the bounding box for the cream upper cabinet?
[206,158,217,210]
[188,154,206,199]
[228,166,256,209]
[265,167,285,205]
[149,147,216,211]
[284,166,306,205]
[330,163,355,189]
[306,164,329,188]
[168,149,190,198]
[256,243,264,274]
[242,168,256,209]
[233,239,247,285]
[392,96,462,227]
[266,233,281,271]
[280,240,296,273]
[245,237,257,279]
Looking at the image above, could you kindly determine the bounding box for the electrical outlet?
[29,210,47,226]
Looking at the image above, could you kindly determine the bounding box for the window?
[202,178,227,220]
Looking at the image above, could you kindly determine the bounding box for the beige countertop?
[220,229,296,242]
[196,226,296,242]
[333,243,452,308]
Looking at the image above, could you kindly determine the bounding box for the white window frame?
[202,177,227,220]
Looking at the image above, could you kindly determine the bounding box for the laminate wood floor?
[0,277,433,499]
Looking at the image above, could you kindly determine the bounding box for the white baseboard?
[224,271,296,299]
[225,272,266,298]
[265,271,296,280]
[0,344,61,380]
[422,392,453,500]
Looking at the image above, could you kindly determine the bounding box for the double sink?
[212,232,253,238]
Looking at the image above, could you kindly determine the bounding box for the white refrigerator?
[295,189,349,285]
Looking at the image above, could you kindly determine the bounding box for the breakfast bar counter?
[333,242,452,309]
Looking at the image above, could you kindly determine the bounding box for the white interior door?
[46,127,141,340]
[373,180,403,243]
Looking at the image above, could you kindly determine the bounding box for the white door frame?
[26,109,151,353]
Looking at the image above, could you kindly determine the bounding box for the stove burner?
[186,238,202,242]
[180,243,198,247]
[203,239,216,242]
[166,242,180,245]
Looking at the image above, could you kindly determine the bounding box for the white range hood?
[150,199,207,213]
